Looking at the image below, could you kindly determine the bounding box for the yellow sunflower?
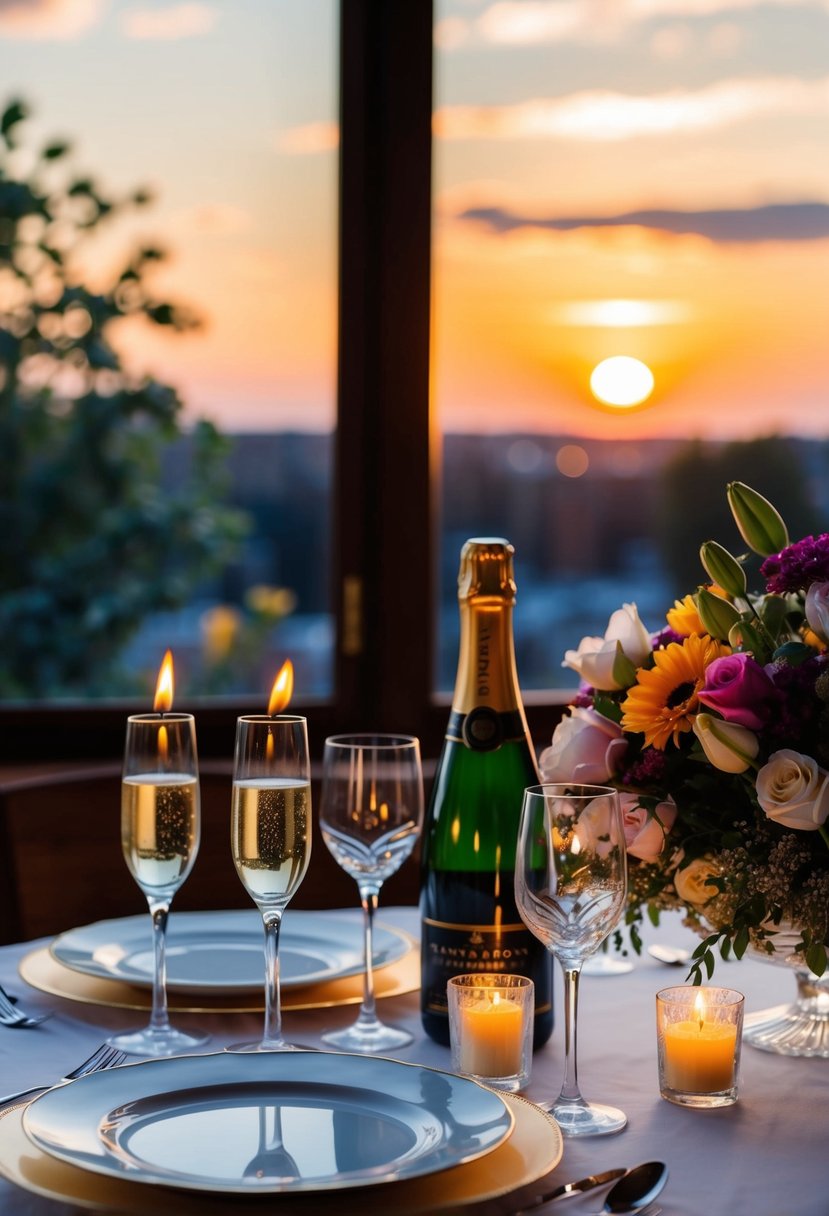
[666,586,728,637]
[621,634,731,750]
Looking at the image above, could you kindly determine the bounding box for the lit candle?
[459,991,524,1078]
[663,989,737,1093]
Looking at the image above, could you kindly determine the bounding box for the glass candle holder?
[448,974,534,1092]
[656,986,744,1108]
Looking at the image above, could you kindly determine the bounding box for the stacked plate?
[1,1049,563,1212]
[20,909,419,1012]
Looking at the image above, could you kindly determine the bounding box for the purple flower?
[622,747,668,786]
[761,534,829,594]
[652,627,684,649]
[697,653,778,730]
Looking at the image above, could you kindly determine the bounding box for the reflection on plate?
[23,1052,514,1195]
[0,1089,562,1215]
[50,910,409,995]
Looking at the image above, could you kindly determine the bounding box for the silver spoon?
[648,943,691,967]
[591,1161,668,1214]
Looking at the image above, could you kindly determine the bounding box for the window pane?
[0,0,337,701]
[433,0,829,691]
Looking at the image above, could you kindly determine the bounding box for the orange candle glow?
[459,992,523,1078]
[663,990,737,1093]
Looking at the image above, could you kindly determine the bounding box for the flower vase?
[744,940,829,1059]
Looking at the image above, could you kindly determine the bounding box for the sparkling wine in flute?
[232,777,311,905]
[122,774,199,894]
[108,650,209,1059]
[228,697,311,1053]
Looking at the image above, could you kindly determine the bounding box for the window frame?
[0,0,565,766]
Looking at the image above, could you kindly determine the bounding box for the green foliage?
[0,100,247,697]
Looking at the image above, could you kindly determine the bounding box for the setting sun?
[590,357,655,409]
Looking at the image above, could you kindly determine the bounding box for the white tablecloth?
[0,907,826,1215]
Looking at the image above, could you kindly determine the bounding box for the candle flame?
[694,989,707,1029]
[267,659,294,715]
[153,650,174,712]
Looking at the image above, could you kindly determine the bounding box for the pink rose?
[539,706,628,784]
[619,792,677,861]
[697,653,777,730]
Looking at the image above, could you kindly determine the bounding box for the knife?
[512,1167,627,1214]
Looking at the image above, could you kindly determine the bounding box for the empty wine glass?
[111,704,209,1057]
[320,734,424,1053]
[230,714,311,1051]
[515,783,628,1136]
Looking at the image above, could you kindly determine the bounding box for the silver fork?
[0,984,52,1028]
[0,1042,128,1107]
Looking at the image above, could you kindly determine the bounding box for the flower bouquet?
[541,482,829,984]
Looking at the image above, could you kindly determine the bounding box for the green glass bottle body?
[419,539,554,1048]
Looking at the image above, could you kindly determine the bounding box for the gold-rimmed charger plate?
[19,928,418,1014]
[0,1089,562,1213]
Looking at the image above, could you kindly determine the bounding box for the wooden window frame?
[0,0,565,767]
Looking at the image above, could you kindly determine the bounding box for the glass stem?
[559,964,584,1104]
[261,908,285,1047]
[148,899,172,1034]
[357,884,381,1026]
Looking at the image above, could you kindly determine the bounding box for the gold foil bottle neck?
[458,538,516,601]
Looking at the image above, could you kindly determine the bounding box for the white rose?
[805,582,829,643]
[606,602,652,667]
[674,855,721,907]
[756,749,829,831]
[539,707,628,784]
[563,603,651,691]
[692,712,760,774]
[573,794,621,859]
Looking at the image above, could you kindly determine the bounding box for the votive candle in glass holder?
[656,985,744,1108]
[448,974,534,1092]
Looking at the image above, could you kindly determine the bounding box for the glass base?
[538,1097,627,1137]
[582,954,634,976]
[744,958,829,1058]
[108,1023,209,1058]
[660,1086,737,1108]
[321,1019,413,1054]
[226,1039,305,1053]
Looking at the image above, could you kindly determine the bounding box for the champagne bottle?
[420,538,554,1047]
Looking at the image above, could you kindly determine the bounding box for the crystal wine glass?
[230,714,311,1051]
[111,710,209,1057]
[515,782,628,1136]
[320,734,424,1053]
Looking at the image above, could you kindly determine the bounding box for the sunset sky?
[2,0,828,442]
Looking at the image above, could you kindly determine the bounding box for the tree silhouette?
[0,100,246,697]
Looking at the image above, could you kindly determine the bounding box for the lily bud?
[726,482,789,557]
[693,712,760,773]
[727,619,764,656]
[699,541,747,599]
[696,587,742,642]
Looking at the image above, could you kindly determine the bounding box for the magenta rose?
[697,653,778,730]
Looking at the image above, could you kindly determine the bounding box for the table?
[0,908,826,1215]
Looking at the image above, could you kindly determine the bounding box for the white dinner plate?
[23,1051,514,1195]
[50,910,410,995]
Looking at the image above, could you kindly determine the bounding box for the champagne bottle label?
[421,916,552,1017]
[447,708,526,753]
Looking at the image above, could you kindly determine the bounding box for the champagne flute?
[230,713,311,1051]
[320,734,424,1053]
[111,703,208,1057]
[515,783,628,1136]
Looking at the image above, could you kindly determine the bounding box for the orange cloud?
[121,2,215,39]
[0,0,104,39]
[278,122,340,155]
[435,76,829,142]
